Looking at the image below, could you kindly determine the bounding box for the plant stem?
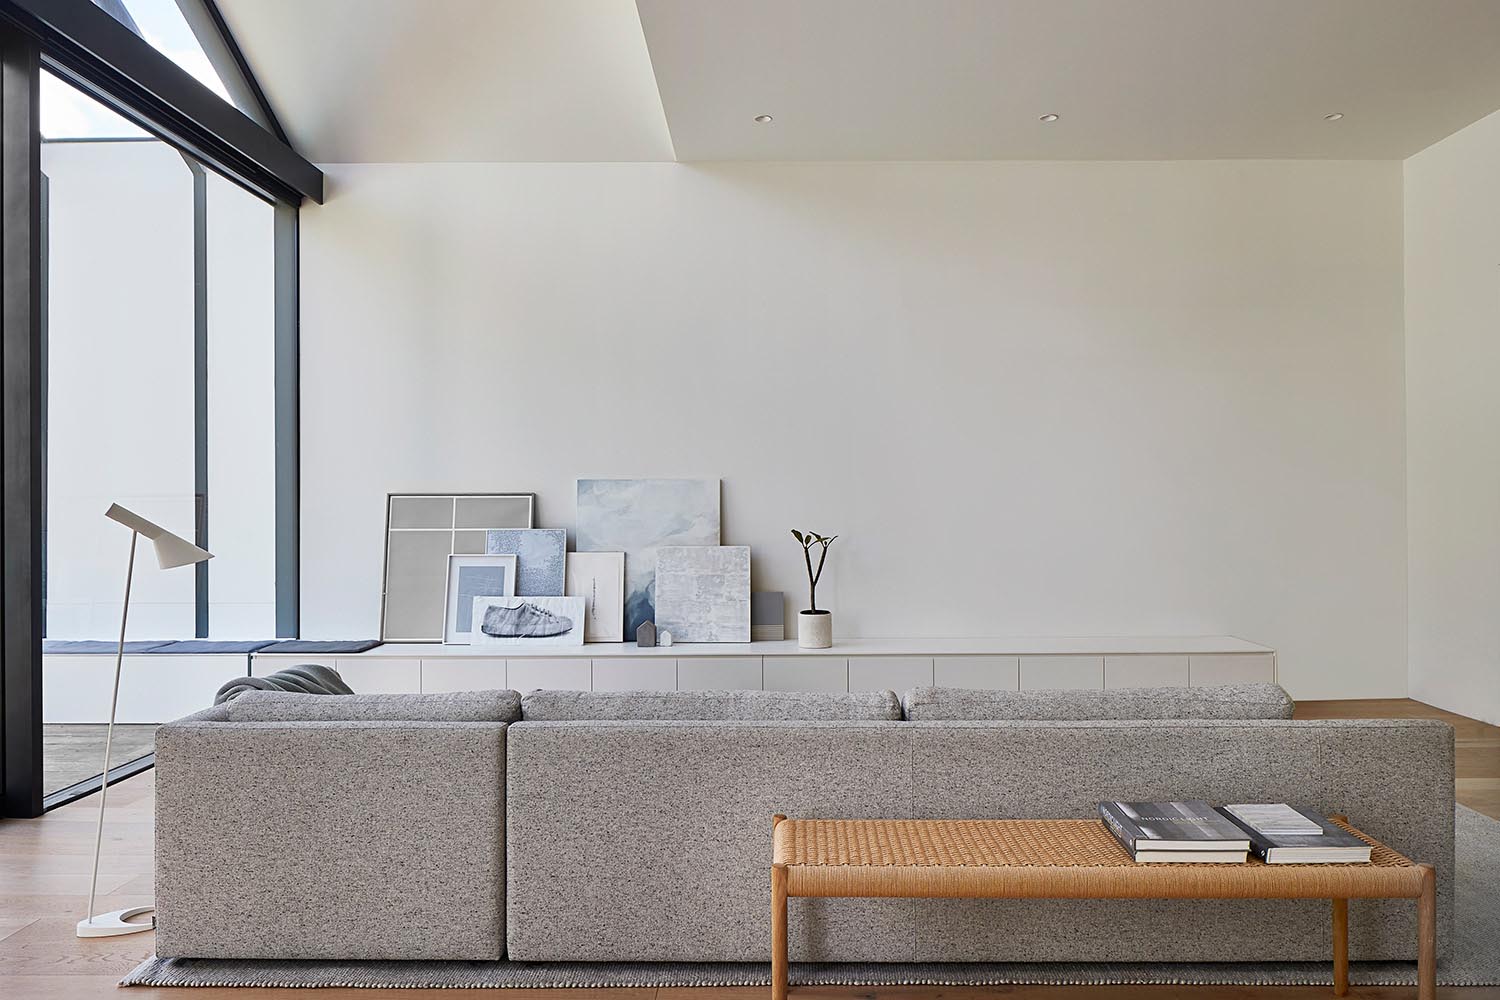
[803,542,817,612]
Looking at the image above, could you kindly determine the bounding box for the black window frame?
[1,0,318,817]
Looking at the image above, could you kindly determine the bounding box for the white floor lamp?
[76,503,212,939]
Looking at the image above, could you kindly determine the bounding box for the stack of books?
[1099,800,1373,864]
[1221,803,1373,864]
[1099,800,1250,863]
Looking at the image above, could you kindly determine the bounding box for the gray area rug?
[123,805,1500,989]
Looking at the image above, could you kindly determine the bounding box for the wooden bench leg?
[1418,863,1436,1000]
[1332,898,1349,996]
[772,863,788,1000]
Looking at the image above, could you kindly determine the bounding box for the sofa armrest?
[154,719,505,960]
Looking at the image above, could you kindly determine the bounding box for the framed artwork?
[470,595,586,647]
[654,545,751,642]
[575,479,720,636]
[485,528,567,596]
[443,554,517,644]
[381,493,534,642]
[566,551,625,642]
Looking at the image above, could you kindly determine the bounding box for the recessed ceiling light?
[1324,112,1344,121]
[1039,113,1060,122]
[753,114,774,124]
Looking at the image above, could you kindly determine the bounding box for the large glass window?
[40,71,276,796]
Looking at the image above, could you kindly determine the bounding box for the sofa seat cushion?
[226,690,521,723]
[520,688,902,721]
[902,683,1295,721]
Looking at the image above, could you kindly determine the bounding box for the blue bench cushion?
[43,640,172,654]
[256,639,383,654]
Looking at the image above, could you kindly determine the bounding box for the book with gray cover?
[1099,800,1251,855]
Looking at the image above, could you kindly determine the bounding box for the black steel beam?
[1,22,44,819]
[0,0,321,204]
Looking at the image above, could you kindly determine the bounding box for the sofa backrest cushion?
[901,683,1295,721]
[520,688,903,721]
[225,690,521,723]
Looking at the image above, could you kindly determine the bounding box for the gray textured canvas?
[154,719,507,960]
[520,688,902,721]
[903,682,1296,721]
[226,690,521,723]
[485,529,567,596]
[653,545,751,642]
[504,718,1452,963]
[575,478,720,636]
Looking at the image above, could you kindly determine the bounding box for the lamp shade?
[105,503,213,569]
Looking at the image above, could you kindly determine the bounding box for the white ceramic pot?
[798,610,832,649]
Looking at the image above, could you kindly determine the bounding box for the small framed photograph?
[566,551,625,642]
[443,554,518,644]
[471,595,586,647]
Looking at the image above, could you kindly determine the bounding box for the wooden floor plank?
[0,696,1493,999]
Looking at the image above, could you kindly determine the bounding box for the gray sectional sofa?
[153,683,1455,966]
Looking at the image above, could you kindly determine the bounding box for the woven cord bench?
[769,815,1435,1000]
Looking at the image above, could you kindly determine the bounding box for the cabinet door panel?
[592,657,677,691]
[1019,656,1104,690]
[677,657,763,691]
[934,656,1020,690]
[1104,655,1189,689]
[508,658,591,692]
[848,656,933,692]
[1189,653,1276,687]
[763,657,847,692]
[422,658,507,693]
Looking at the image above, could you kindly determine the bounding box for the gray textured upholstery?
[154,718,507,960]
[520,688,902,721]
[225,689,521,723]
[902,682,1295,721]
[505,718,1452,963]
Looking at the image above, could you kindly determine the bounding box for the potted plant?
[791,529,837,648]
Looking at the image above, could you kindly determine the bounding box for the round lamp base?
[77,906,155,938]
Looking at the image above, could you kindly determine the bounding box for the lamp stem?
[86,529,136,925]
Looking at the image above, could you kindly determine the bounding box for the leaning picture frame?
[566,551,626,642]
[443,554,519,644]
[380,492,534,643]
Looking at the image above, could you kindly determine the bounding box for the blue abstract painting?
[575,479,720,635]
[485,528,567,596]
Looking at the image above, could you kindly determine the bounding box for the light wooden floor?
[2,697,1496,1000]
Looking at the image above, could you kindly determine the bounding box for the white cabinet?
[421,657,506,693]
[1020,656,1104,690]
[508,658,590,692]
[44,654,240,723]
[592,658,677,691]
[678,657,762,690]
[1190,653,1276,687]
[1105,655,1189,688]
[763,656,847,692]
[333,657,421,694]
[848,656,933,691]
[934,656,1020,690]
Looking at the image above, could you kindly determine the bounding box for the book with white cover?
[1225,803,1324,836]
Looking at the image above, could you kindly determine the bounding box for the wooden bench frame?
[770,815,1436,1000]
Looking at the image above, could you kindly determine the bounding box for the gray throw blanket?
[214,663,353,704]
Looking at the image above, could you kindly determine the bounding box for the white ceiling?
[222,0,1500,163]
[216,0,673,162]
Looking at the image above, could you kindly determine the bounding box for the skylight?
[44,1,237,140]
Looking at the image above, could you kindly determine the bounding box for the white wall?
[299,160,1407,699]
[1405,110,1500,725]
